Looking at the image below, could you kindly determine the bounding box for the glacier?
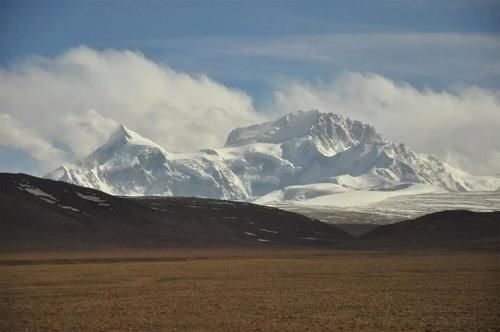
[47,110,500,205]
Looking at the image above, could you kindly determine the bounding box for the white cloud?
[272,72,500,175]
[0,46,264,171]
[0,114,65,169]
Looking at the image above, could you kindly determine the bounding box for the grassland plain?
[1,249,499,331]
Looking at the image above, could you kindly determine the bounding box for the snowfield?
[253,182,445,207]
[274,191,500,225]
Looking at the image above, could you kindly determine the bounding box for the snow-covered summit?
[109,124,161,147]
[81,124,166,167]
[47,110,500,203]
[226,110,385,156]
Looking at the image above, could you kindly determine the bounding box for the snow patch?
[59,205,80,212]
[39,197,57,204]
[18,184,58,203]
[77,192,106,203]
[259,228,278,234]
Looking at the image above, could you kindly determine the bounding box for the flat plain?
[1,249,499,331]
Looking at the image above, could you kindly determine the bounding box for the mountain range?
[47,110,500,204]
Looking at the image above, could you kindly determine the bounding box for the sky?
[0,0,499,175]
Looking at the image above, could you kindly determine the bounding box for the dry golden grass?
[1,249,499,331]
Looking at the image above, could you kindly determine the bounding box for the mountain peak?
[105,124,160,148]
[225,110,384,153]
[283,109,321,121]
[114,124,133,139]
[79,124,165,167]
[225,110,320,147]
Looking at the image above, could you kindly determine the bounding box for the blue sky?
[2,0,499,97]
[1,0,500,174]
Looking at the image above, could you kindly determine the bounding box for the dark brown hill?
[0,173,352,251]
[359,210,500,250]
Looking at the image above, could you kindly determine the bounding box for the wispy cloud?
[230,33,499,61]
[128,33,500,87]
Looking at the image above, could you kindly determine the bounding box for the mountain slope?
[0,173,353,251]
[47,110,500,202]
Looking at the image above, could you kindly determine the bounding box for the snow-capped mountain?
[49,124,249,199]
[47,110,500,205]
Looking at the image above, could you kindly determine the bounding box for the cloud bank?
[1,47,498,175]
[0,46,263,171]
[272,72,500,175]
